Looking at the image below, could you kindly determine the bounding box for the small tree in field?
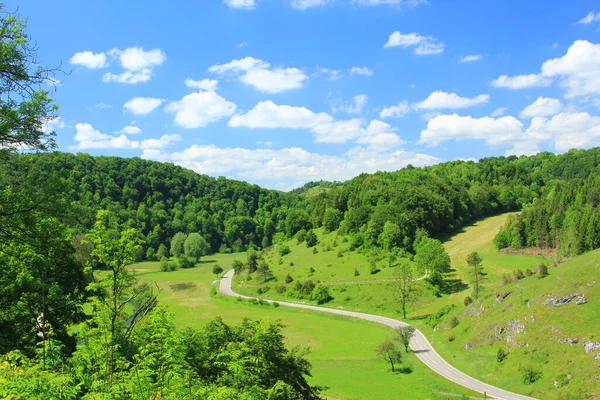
[467,251,485,299]
[257,261,273,283]
[212,264,224,277]
[395,325,416,353]
[377,340,403,372]
[393,259,418,319]
[537,262,549,279]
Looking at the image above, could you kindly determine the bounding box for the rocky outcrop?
[584,341,600,354]
[542,293,587,307]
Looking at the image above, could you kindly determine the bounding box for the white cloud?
[230,100,402,145]
[109,47,166,71]
[224,0,256,9]
[70,51,107,69]
[142,143,437,189]
[119,125,142,135]
[384,31,444,54]
[355,120,403,148]
[94,103,113,109]
[209,57,269,74]
[414,91,490,110]
[519,97,562,119]
[316,67,341,80]
[350,66,374,76]
[335,94,369,114]
[490,74,553,89]
[525,112,600,152]
[123,97,164,115]
[291,0,331,9]
[236,41,248,48]
[460,54,483,63]
[166,91,237,128]
[540,40,600,98]
[577,11,600,24]
[380,101,409,118]
[210,57,307,93]
[229,100,332,129]
[419,114,523,147]
[185,78,219,91]
[71,123,180,151]
[102,69,152,84]
[491,107,507,117]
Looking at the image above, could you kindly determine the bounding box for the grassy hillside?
[131,257,477,400]
[417,248,600,399]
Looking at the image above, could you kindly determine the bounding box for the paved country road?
[219,269,537,400]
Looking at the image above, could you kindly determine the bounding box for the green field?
[131,257,477,400]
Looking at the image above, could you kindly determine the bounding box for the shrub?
[354,268,360,277]
[497,348,508,363]
[159,256,169,272]
[312,284,332,304]
[520,365,542,384]
[279,244,291,256]
[178,256,195,269]
[448,316,459,328]
[305,230,318,247]
[276,285,286,293]
[333,240,338,247]
[447,335,456,342]
[290,261,294,266]
[464,296,473,306]
[285,274,293,284]
[513,269,525,281]
[369,261,379,275]
[537,262,549,278]
[309,267,315,273]
[525,268,534,277]
[296,229,307,244]
[236,296,243,302]
[342,237,348,243]
[272,302,280,308]
[212,264,224,277]
[337,250,344,258]
[168,261,178,271]
[312,247,318,254]
[326,245,332,252]
[501,273,511,286]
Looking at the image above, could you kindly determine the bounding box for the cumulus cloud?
[291,0,332,9]
[166,91,237,128]
[419,114,523,147]
[230,100,402,145]
[414,91,490,109]
[519,97,562,119]
[123,97,164,115]
[490,74,552,89]
[460,54,483,63]
[209,56,307,93]
[380,101,409,118]
[384,31,444,54]
[142,143,438,189]
[70,51,107,69]
[540,40,600,98]
[350,66,374,76]
[224,0,255,9]
[70,123,180,151]
[103,69,152,84]
[119,125,142,135]
[185,78,219,91]
[316,67,341,80]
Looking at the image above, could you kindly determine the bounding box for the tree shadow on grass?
[394,365,413,374]
[170,283,197,291]
[441,278,469,295]
[198,259,217,264]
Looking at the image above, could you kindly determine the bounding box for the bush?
[272,302,280,308]
[448,316,459,328]
[354,268,360,277]
[290,261,294,266]
[497,348,508,363]
[537,262,549,278]
[447,335,456,342]
[337,250,344,258]
[296,229,307,244]
[369,261,379,275]
[525,268,534,277]
[309,267,315,273]
[212,264,224,277]
[312,247,318,254]
[276,285,286,293]
[464,296,473,306]
[178,256,195,269]
[168,261,178,272]
[295,280,316,296]
[285,274,293,284]
[279,244,291,256]
[159,256,169,272]
[312,284,332,304]
[520,365,542,384]
[513,269,525,281]
[306,230,318,248]
[342,237,348,243]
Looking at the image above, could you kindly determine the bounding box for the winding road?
[219,269,536,400]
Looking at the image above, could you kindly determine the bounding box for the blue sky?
[14,0,600,190]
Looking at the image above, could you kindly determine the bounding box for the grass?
[130,256,478,400]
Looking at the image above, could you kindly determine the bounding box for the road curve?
[219,269,536,400]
